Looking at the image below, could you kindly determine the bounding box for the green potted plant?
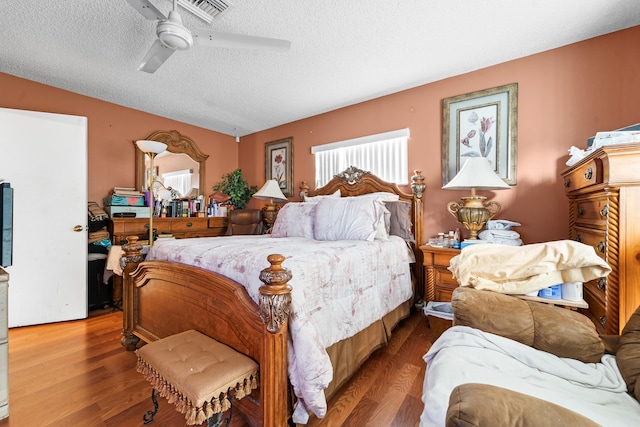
[212,169,258,210]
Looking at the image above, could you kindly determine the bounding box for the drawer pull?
[577,206,585,216]
[596,241,605,253]
[186,222,193,228]
[599,315,606,327]
[564,178,571,188]
[599,205,609,217]
[597,278,606,291]
[144,224,150,229]
[575,234,582,243]
[584,167,593,180]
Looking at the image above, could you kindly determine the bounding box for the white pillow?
[271,202,316,239]
[303,189,341,203]
[348,192,400,202]
[314,197,385,241]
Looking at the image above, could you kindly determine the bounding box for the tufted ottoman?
[136,329,259,426]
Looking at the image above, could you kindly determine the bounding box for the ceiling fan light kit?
[157,11,193,50]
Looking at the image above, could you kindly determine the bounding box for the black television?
[0,182,13,268]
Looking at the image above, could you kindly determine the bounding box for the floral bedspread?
[147,235,413,421]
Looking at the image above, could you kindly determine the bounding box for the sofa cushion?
[446,383,600,427]
[617,305,640,400]
[451,287,604,363]
[452,287,535,346]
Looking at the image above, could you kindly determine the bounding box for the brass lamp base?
[262,202,281,231]
[447,195,502,240]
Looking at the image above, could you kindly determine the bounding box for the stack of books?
[104,187,149,218]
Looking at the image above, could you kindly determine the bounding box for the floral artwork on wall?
[265,137,293,196]
[442,83,518,186]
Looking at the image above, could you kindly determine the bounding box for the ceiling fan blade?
[126,0,167,20]
[193,30,291,51]
[138,39,176,73]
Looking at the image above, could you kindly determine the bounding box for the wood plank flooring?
[1,308,433,427]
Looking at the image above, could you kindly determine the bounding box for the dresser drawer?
[573,226,606,259]
[572,194,610,228]
[584,277,606,305]
[583,286,607,333]
[171,218,209,232]
[563,158,602,192]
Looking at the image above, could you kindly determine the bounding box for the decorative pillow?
[313,197,384,241]
[303,189,340,203]
[271,202,316,239]
[617,305,640,401]
[384,200,414,241]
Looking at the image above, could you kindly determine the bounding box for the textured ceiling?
[1,1,639,137]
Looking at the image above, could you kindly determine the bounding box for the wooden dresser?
[420,246,461,302]
[108,217,228,245]
[561,143,640,334]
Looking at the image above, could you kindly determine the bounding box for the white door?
[0,108,87,327]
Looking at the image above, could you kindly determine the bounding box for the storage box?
[105,206,150,218]
[424,301,453,341]
[104,195,145,206]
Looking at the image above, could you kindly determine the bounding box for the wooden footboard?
[120,237,292,427]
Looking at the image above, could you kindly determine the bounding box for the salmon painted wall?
[240,26,640,244]
[0,73,237,204]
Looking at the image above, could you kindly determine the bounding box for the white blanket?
[421,326,640,426]
[147,235,413,422]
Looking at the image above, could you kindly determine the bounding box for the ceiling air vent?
[177,0,234,24]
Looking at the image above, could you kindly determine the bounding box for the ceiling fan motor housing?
[157,10,193,50]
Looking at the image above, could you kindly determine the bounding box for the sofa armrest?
[446,383,600,427]
[451,287,604,363]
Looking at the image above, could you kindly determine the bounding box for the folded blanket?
[449,240,611,294]
[486,219,521,230]
[478,229,523,246]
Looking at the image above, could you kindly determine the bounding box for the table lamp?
[136,140,167,246]
[442,157,511,240]
[252,179,288,231]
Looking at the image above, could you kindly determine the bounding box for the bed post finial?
[411,170,425,200]
[299,181,310,201]
[258,254,292,333]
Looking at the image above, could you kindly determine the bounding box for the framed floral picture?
[442,83,518,186]
[265,137,293,196]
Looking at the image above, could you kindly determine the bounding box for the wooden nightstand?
[420,245,461,302]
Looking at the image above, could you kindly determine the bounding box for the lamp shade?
[136,140,167,154]
[442,157,510,190]
[252,179,288,202]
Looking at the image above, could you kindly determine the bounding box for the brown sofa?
[421,287,640,426]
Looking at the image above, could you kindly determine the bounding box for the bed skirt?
[324,299,411,401]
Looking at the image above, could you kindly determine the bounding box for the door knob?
[73,225,84,232]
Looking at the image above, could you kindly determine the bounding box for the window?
[162,169,196,198]
[311,128,409,188]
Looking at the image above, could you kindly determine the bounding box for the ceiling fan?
[126,0,291,73]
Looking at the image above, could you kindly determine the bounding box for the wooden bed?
[120,167,425,426]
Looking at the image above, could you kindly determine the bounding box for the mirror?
[134,130,209,198]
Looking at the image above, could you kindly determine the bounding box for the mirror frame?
[134,130,209,195]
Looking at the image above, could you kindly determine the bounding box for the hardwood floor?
[1,308,433,427]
